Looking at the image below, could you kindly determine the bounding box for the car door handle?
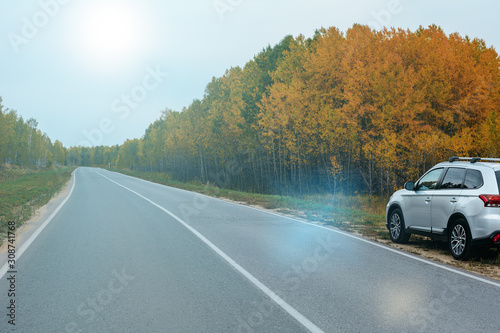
[425,197,431,203]
[450,198,457,203]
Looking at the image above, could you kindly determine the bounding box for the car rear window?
[496,171,500,192]
[463,169,483,189]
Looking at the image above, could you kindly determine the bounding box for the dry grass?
[0,165,74,245]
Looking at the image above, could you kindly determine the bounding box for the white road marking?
[93,169,325,333]
[0,170,77,280]
[99,168,500,289]
[226,201,500,289]
[299,220,500,288]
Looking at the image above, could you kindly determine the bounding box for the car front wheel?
[389,208,411,243]
[449,219,472,260]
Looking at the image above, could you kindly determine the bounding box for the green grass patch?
[110,168,388,239]
[0,165,75,245]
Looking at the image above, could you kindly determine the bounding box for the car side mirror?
[404,181,415,191]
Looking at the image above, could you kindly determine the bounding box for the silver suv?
[386,157,500,259]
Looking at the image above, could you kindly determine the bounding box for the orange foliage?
[102,24,500,195]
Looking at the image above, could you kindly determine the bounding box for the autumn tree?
[82,24,500,197]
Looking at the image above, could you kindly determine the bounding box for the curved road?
[1,167,500,332]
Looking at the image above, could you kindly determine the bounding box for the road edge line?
[0,168,77,280]
[101,168,500,289]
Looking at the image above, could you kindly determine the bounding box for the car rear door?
[430,167,465,235]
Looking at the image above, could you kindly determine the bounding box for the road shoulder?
[0,169,76,269]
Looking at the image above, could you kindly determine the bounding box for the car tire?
[448,218,472,260]
[389,208,411,244]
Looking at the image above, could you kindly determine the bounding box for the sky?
[1,0,499,147]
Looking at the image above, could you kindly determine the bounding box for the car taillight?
[479,195,500,207]
[493,233,500,244]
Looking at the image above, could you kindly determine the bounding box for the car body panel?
[430,189,461,234]
[402,189,433,232]
[386,160,500,254]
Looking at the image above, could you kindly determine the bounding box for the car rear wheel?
[449,219,472,260]
[389,208,411,243]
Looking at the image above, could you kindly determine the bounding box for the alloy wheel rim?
[390,213,401,239]
[451,224,466,256]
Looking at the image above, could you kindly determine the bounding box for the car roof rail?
[448,156,500,163]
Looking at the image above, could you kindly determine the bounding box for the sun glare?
[68,0,150,73]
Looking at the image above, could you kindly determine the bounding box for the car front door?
[404,168,444,232]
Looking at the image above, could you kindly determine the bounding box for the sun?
[82,4,138,57]
[68,0,151,72]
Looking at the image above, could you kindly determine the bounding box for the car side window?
[463,169,483,189]
[440,167,466,189]
[416,168,443,190]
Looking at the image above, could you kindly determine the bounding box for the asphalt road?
[1,167,500,332]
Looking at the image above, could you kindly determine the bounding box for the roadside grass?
[0,165,74,245]
[109,168,389,240]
